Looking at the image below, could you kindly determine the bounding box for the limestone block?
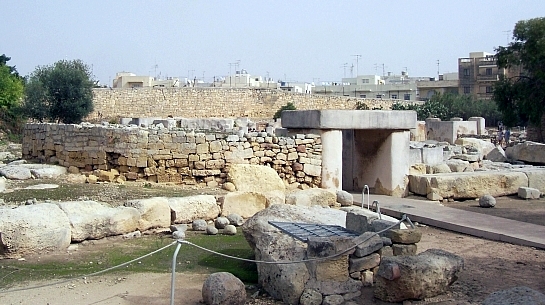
[392,244,417,256]
[388,229,422,244]
[374,249,464,302]
[445,159,471,172]
[349,253,381,273]
[169,195,220,223]
[56,200,140,242]
[312,257,349,281]
[202,272,246,305]
[227,164,285,193]
[353,232,383,257]
[125,197,171,231]
[345,209,378,234]
[514,168,545,193]
[220,192,268,218]
[507,141,545,164]
[378,246,393,257]
[455,137,495,156]
[411,171,528,199]
[518,187,541,199]
[0,203,71,255]
[299,289,322,305]
[409,163,426,175]
[303,163,321,177]
[285,188,336,207]
[486,146,508,162]
[336,190,353,206]
[0,165,32,180]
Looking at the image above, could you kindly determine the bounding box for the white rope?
[178,215,406,265]
[0,241,178,293]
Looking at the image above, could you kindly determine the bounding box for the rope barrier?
[0,241,178,293]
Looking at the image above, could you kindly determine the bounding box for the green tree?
[23,59,94,124]
[0,54,24,110]
[493,17,545,128]
[274,102,296,119]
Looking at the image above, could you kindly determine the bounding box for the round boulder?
[202,272,246,305]
[192,219,208,231]
[479,195,496,208]
[206,225,218,235]
[223,224,237,235]
[215,216,230,229]
[226,213,244,226]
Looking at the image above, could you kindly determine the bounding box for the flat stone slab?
[352,194,545,250]
[281,110,416,130]
[409,171,529,199]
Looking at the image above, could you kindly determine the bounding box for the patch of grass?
[0,231,257,289]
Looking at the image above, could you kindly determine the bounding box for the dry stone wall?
[90,88,398,121]
[22,123,323,188]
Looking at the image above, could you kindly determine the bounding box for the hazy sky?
[3,1,544,85]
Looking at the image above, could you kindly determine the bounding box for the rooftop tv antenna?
[351,54,362,76]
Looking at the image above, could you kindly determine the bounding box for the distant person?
[497,130,504,147]
[504,129,511,146]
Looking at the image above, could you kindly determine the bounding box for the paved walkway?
[351,193,545,250]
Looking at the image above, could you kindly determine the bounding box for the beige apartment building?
[458,52,507,99]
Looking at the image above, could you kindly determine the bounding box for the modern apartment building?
[458,52,506,99]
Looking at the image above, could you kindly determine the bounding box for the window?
[376,94,383,99]
[391,94,398,99]
[404,93,411,100]
[359,94,366,98]
[362,79,370,84]
[486,86,493,93]
[463,86,471,94]
[486,68,493,76]
[463,69,470,76]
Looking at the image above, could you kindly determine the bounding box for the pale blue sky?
[3,1,544,85]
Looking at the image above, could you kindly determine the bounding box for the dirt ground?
[1,180,545,304]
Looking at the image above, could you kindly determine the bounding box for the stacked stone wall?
[22,123,323,188]
[89,88,400,121]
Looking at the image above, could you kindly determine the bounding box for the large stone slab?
[0,203,71,255]
[513,168,545,193]
[21,164,67,178]
[281,110,417,130]
[169,195,220,223]
[286,188,337,207]
[220,192,268,218]
[0,165,32,180]
[409,171,528,199]
[125,197,171,231]
[506,141,545,164]
[227,164,285,193]
[56,201,140,242]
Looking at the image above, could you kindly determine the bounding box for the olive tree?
[23,59,94,123]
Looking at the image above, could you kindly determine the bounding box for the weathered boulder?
[125,197,171,231]
[0,203,71,256]
[427,163,451,174]
[226,213,244,226]
[202,272,246,305]
[215,216,230,229]
[506,141,545,164]
[56,201,140,242]
[374,249,464,302]
[445,159,471,172]
[242,204,346,304]
[455,137,495,156]
[479,195,496,208]
[192,219,208,231]
[223,224,237,235]
[220,192,268,218]
[486,146,508,162]
[286,188,337,207]
[482,286,545,305]
[168,195,220,223]
[206,225,218,235]
[518,187,541,199]
[0,165,31,180]
[299,289,322,305]
[336,190,354,206]
[409,171,528,199]
[227,164,285,193]
[21,164,67,179]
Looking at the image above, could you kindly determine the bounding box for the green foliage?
[355,101,369,110]
[494,17,545,127]
[0,56,24,110]
[274,102,296,119]
[23,59,94,124]
[392,93,502,126]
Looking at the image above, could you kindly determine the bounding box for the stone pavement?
[351,193,545,250]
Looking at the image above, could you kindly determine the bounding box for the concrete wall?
[89,88,401,121]
[22,123,323,188]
